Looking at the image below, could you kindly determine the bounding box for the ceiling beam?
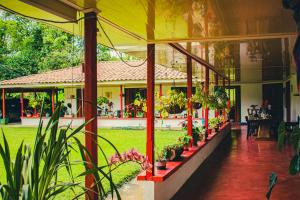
[20,0,77,21]
[151,32,297,44]
[169,43,228,80]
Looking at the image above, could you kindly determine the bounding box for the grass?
[0,125,184,199]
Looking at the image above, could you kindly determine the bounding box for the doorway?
[263,83,283,122]
[225,86,241,123]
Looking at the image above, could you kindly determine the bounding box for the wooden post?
[20,92,24,118]
[187,44,193,144]
[146,44,155,178]
[120,85,123,118]
[2,88,6,119]
[223,78,226,118]
[84,12,98,200]
[159,84,162,118]
[205,67,209,131]
[228,79,231,110]
[215,74,219,118]
[51,89,55,114]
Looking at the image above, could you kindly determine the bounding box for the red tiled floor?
[172,126,300,200]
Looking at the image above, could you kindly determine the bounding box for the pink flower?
[108,149,152,172]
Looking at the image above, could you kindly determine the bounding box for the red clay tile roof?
[0,61,187,86]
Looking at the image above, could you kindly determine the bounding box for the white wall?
[64,87,77,115]
[287,36,299,122]
[290,74,300,122]
[97,86,121,113]
[240,83,262,122]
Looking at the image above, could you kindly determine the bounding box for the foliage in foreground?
[0,103,149,199]
[267,122,300,199]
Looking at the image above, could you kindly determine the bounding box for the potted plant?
[134,93,147,113]
[198,126,206,141]
[178,134,192,150]
[156,146,173,170]
[0,110,8,125]
[157,90,187,118]
[214,87,229,110]
[169,144,184,161]
[209,117,220,132]
[191,82,205,110]
[192,127,201,146]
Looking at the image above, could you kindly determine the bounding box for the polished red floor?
[172,126,300,200]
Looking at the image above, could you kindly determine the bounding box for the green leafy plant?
[277,124,300,175]
[209,117,219,129]
[156,146,173,162]
[168,144,184,161]
[214,87,229,110]
[133,93,147,112]
[191,82,205,109]
[0,103,150,199]
[266,172,278,200]
[97,96,109,106]
[277,122,286,150]
[157,90,187,118]
[178,134,192,146]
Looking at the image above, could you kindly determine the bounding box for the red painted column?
[215,74,219,118]
[51,89,55,114]
[2,88,6,119]
[228,79,231,110]
[120,85,123,118]
[84,12,98,200]
[20,92,24,118]
[223,78,226,118]
[187,52,193,143]
[146,44,155,178]
[159,84,162,118]
[205,67,209,131]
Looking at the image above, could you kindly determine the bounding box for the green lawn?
[0,126,184,199]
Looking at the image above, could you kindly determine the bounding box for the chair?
[245,116,258,139]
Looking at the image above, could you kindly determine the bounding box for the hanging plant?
[157,90,187,117]
[214,87,229,110]
[191,82,204,110]
[97,96,109,106]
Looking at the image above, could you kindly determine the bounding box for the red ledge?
[137,123,230,182]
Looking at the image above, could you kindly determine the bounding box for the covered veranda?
[0,0,299,200]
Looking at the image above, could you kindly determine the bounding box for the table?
[248,118,272,139]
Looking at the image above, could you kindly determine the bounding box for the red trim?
[2,88,5,119]
[215,74,219,118]
[146,44,155,177]
[223,78,226,118]
[120,85,123,118]
[159,84,163,118]
[84,12,98,200]
[137,123,230,182]
[187,51,193,144]
[205,67,209,130]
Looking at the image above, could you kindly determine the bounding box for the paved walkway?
[172,126,300,200]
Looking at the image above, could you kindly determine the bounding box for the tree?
[0,10,126,81]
